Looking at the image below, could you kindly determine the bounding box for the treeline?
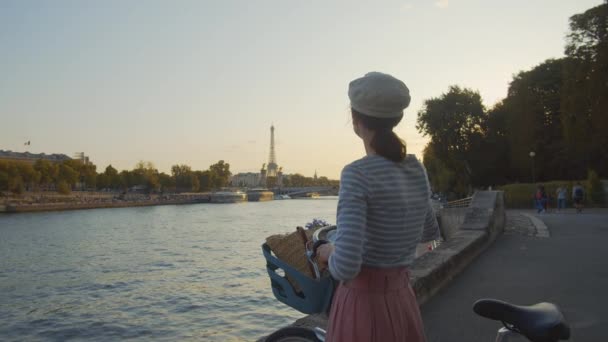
[417,2,608,197]
[0,159,231,195]
[278,174,339,188]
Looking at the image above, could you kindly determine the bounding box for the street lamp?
[529,151,536,184]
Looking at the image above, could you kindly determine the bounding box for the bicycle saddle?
[473,299,570,342]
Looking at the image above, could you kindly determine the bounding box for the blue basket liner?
[262,243,335,314]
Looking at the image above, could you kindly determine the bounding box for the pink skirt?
[326,266,427,342]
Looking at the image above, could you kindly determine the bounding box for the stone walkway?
[422,209,608,341]
[504,210,549,238]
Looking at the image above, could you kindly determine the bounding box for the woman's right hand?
[316,243,335,269]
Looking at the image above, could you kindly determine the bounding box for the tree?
[134,161,160,192]
[0,161,9,191]
[171,164,198,192]
[423,143,456,195]
[317,176,330,187]
[56,180,71,195]
[503,59,567,182]
[480,102,510,185]
[119,170,132,190]
[158,172,175,192]
[15,162,39,191]
[288,173,310,187]
[57,164,79,189]
[96,173,109,190]
[562,2,608,177]
[209,160,231,189]
[103,165,120,189]
[194,170,211,192]
[9,175,25,194]
[81,163,97,189]
[587,169,605,206]
[61,159,98,190]
[417,86,486,194]
[34,159,58,190]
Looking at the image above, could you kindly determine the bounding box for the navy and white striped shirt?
[328,154,440,281]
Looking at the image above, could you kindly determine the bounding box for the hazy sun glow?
[0,0,602,178]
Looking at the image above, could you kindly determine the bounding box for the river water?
[0,198,340,341]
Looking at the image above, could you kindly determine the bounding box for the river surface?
[0,198,340,341]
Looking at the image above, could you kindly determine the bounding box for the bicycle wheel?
[265,327,322,342]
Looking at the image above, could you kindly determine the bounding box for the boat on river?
[246,189,274,202]
[210,190,247,203]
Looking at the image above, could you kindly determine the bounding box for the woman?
[317,72,440,342]
[535,185,547,214]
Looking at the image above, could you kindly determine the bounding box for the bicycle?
[266,298,570,342]
[264,227,571,342]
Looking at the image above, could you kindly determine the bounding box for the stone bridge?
[273,186,338,197]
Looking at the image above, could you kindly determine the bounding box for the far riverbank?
[0,191,211,214]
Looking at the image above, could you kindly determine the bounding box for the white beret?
[348,72,411,119]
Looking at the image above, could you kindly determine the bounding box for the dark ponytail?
[352,110,406,162]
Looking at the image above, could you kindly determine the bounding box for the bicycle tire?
[265,327,322,342]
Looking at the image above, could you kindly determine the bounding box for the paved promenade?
[421,209,608,341]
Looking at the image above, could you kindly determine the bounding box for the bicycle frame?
[495,327,529,342]
[291,326,528,342]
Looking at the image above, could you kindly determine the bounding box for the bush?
[57,181,71,195]
[9,176,25,195]
[499,180,579,209]
[587,170,605,207]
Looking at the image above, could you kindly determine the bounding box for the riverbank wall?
[0,193,211,213]
[258,190,505,341]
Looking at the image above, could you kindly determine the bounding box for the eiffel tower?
[267,125,278,177]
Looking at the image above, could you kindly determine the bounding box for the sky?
[0,0,603,179]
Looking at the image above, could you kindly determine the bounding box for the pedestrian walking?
[572,182,585,213]
[556,185,567,212]
[535,185,547,214]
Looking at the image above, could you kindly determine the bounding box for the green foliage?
[135,161,160,192]
[417,86,486,195]
[418,3,608,196]
[0,170,8,191]
[56,180,71,195]
[499,181,570,208]
[98,165,121,190]
[118,170,131,190]
[422,144,455,195]
[562,2,608,177]
[171,164,199,192]
[194,171,210,192]
[9,175,25,194]
[504,59,567,181]
[209,160,231,189]
[158,172,175,192]
[34,159,58,188]
[58,164,79,186]
[498,179,607,208]
[96,173,109,189]
[587,170,606,206]
[288,173,311,187]
[417,85,486,160]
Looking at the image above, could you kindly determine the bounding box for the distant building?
[267,125,279,178]
[259,124,283,186]
[0,150,72,164]
[230,172,261,188]
[73,152,91,165]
